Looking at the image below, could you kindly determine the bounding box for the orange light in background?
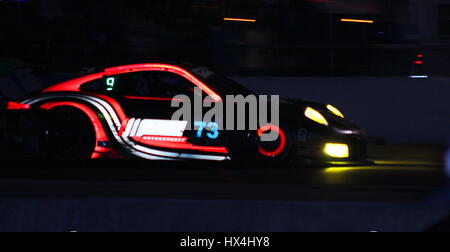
[341,19,374,24]
[224,18,256,23]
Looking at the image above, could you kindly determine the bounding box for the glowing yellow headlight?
[305,107,328,126]
[327,105,345,118]
[324,143,349,158]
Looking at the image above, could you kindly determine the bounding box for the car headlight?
[327,105,345,118]
[324,143,349,158]
[305,107,328,126]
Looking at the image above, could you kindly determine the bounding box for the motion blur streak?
[341,19,375,24]
[224,18,257,23]
[374,160,442,166]
[324,166,441,174]
[410,75,429,79]
[324,167,357,174]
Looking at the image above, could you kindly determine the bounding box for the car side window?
[81,71,197,98]
[80,77,108,93]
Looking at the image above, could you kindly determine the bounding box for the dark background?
[2,0,450,76]
[0,0,449,233]
[1,0,450,144]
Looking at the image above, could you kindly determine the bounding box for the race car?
[3,63,368,164]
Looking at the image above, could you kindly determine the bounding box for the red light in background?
[413,53,424,64]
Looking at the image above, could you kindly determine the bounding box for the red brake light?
[6,102,30,110]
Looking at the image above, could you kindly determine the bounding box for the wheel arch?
[39,101,111,158]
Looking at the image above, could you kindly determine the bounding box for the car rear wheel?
[41,107,96,160]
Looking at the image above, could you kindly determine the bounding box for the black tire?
[41,107,96,160]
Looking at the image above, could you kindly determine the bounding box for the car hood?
[280,98,362,132]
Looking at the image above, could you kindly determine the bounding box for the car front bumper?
[295,129,371,166]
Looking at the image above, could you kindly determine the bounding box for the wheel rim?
[257,125,287,158]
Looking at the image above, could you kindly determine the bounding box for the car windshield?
[187,66,254,96]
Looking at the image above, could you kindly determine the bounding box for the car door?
[81,70,226,155]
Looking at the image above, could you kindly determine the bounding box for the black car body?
[3,63,368,164]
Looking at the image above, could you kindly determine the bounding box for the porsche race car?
[3,63,368,164]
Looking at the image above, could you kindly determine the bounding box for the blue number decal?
[207,122,219,139]
[194,121,207,138]
[195,121,219,139]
